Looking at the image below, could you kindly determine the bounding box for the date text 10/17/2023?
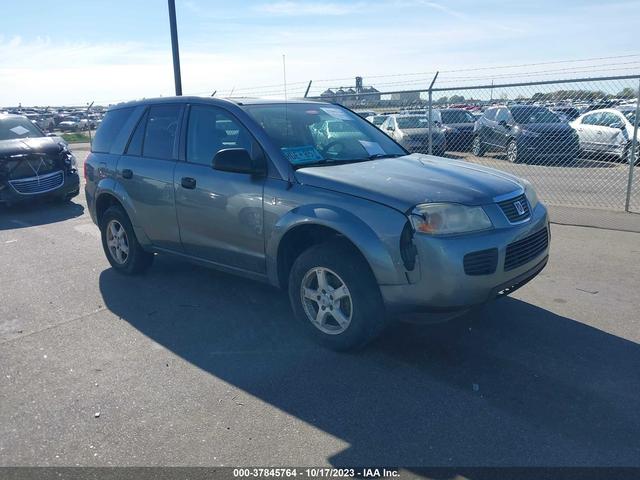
[233,468,400,478]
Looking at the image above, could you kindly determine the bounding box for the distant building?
[319,76,381,104]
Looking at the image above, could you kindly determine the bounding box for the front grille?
[505,227,548,271]
[9,170,64,195]
[498,194,530,223]
[464,248,498,276]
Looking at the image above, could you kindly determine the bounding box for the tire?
[471,135,485,157]
[288,240,386,351]
[506,139,521,163]
[624,143,639,165]
[100,205,154,275]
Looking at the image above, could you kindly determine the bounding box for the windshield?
[396,116,433,129]
[440,110,475,124]
[511,107,562,124]
[621,110,636,126]
[243,103,405,167]
[0,116,45,141]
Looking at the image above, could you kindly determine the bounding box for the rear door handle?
[122,169,133,179]
[181,177,197,189]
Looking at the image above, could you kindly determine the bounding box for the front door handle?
[122,169,133,179]
[181,177,197,189]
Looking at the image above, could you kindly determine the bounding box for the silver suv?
[85,97,550,350]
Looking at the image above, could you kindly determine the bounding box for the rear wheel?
[288,240,386,351]
[471,135,485,157]
[100,206,154,274]
[624,143,639,165]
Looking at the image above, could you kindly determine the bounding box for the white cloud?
[255,1,365,16]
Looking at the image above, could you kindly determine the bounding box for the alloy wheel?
[507,141,518,163]
[106,219,130,265]
[472,136,482,156]
[300,267,353,335]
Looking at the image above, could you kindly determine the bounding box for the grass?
[60,132,91,144]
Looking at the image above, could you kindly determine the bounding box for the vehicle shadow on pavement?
[0,200,84,230]
[99,258,640,467]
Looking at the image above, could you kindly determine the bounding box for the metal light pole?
[168,0,182,96]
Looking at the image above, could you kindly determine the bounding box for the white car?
[570,107,638,163]
[365,114,388,127]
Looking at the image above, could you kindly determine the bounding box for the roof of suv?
[108,96,327,110]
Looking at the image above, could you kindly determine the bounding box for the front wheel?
[471,135,485,157]
[506,139,521,163]
[100,206,154,275]
[288,240,386,351]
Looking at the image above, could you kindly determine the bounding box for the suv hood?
[0,137,69,180]
[295,154,524,212]
[0,137,64,158]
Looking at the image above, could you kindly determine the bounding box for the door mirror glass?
[212,148,264,175]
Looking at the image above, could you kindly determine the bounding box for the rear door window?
[142,105,182,160]
[582,113,601,126]
[92,107,135,153]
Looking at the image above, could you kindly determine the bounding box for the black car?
[472,105,579,163]
[438,108,477,151]
[0,114,80,206]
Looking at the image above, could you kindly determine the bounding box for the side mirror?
[387,125,395,132]
[498,120,509,127]
[212,148,265,176]
[610,122,625,130]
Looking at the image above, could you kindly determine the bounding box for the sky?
[0,0,638,106]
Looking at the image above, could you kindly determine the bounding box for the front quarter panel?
[263,178,412,287]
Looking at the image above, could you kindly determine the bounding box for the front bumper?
[0,170,80,204]
[381,202,550,313]
[518,136,579,158]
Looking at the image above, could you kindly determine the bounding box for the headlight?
[522,179,539,209]
[409,203,493,235]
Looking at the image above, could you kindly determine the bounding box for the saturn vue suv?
[472,105,579,163]
[85,97,550,351]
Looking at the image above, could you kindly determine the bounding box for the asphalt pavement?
[1,147,639,467]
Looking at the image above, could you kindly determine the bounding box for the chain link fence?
[307,75,640,214]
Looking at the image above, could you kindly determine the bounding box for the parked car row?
[1,106,106,133]
[361,104,638,164]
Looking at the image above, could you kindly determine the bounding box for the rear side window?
[92,107,135,153]
[142,105,182,160]
[125,110,148,156]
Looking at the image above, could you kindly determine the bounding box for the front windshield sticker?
[281,146,324,165]
[321,107,353,121]
[359,140,386,156]
[10,126,30,136]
